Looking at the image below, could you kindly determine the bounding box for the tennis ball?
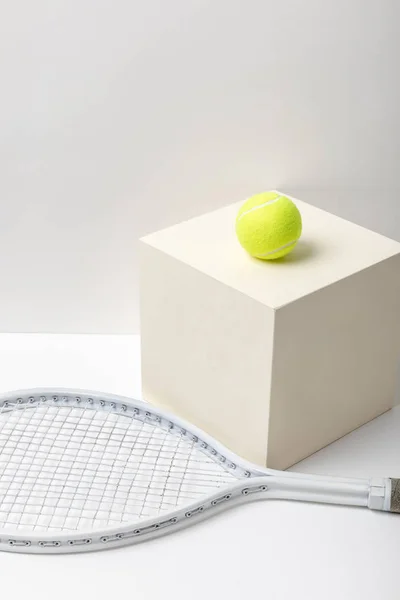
[235,192,302,260]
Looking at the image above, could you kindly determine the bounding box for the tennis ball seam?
[255,239,298,258]
[236,193,282,224]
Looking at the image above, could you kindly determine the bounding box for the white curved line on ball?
[236,194,282,223]
[255,239,297,257]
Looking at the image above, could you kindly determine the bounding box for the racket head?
[0,388,266,553]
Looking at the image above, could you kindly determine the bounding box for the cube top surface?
[141,191,400,308]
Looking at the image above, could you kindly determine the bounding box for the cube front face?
[140,242,275,465]
[268,254,400,469]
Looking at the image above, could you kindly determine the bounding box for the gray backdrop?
[0,0,398,332]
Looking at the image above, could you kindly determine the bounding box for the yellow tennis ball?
[235,192,302,260]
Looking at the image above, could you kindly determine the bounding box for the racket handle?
[390,479,400,513]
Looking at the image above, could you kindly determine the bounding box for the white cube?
[139,192,400,469]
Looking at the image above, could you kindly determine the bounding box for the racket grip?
[390,479,400,513]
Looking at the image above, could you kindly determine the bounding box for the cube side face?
[268,254,400,470]
[139,241,275,465]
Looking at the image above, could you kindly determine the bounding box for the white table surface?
[0,333,399,600]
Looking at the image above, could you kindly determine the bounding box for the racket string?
[54,402,124,532]
[0,401,54,529]
[0,401,237,533]
[1,401,96,531]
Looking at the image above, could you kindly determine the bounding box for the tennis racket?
[0,388,397,553]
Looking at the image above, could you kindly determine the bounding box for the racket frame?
[0,388,391,554]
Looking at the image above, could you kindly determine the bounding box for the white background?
[0,0,399,333]
[1,333,400,600]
